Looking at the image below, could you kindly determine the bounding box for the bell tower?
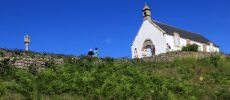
[143,2,152,21]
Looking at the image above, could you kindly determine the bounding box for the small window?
[134,48,138,58]
[144,12,147,16]
[174,33,180,46]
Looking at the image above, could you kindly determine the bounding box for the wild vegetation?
[182,44,199,52]
[0,50,230,100]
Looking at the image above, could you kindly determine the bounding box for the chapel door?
[142,40,155,58]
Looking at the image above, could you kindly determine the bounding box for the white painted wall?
[131,20,220,59]
[131,20,167,58]
[165,34,220,52]
[165,34,186,51]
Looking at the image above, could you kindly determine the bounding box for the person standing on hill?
[93,48,99,57]
[166,43,171,52]
[88,49,94,57]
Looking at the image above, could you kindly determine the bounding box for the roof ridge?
[152,20,202,35]
[151,20,220,47]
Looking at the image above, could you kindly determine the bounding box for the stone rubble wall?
[143,52,220,62]
[0,49,225,69]
[0,49,64,69]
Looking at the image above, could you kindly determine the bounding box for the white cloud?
[104,38,112,44]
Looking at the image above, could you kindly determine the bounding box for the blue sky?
[0,0,229,58]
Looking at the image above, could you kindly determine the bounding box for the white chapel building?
[131,3,220,59]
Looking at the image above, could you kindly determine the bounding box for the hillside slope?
[0,49,230,100]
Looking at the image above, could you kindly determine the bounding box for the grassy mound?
[0,52,230,99]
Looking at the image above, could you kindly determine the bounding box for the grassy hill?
[0,49,230,100]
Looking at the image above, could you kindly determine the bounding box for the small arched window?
[144,12,147,16]
[174,32,180,46]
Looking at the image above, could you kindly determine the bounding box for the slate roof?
[152,20,218,47]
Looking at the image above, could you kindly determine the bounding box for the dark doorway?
[142,40,155,57]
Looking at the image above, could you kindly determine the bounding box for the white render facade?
[131,3,220,59]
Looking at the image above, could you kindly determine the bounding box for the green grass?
[0,53,230,100]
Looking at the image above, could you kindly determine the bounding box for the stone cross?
[24,34,30,51]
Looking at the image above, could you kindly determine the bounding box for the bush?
[226,54,230,61]
[182,44,198,52]
[0,59,12,78]
[0,51,3,56]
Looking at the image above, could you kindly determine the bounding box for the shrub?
[12,49,24,55]
[182,44,198,52]
[209,54,221,67]
[0,51,3,56]
[0,59,12,77]
[0,81,6,96]
[102,57,114,63]
[63,56,75,64]
[226,54,230,61]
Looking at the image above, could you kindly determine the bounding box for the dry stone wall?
[0,49,64,69]
[0,49,224,69]
[143,52,219,62]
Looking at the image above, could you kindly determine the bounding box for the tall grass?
[0,54,230,99]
